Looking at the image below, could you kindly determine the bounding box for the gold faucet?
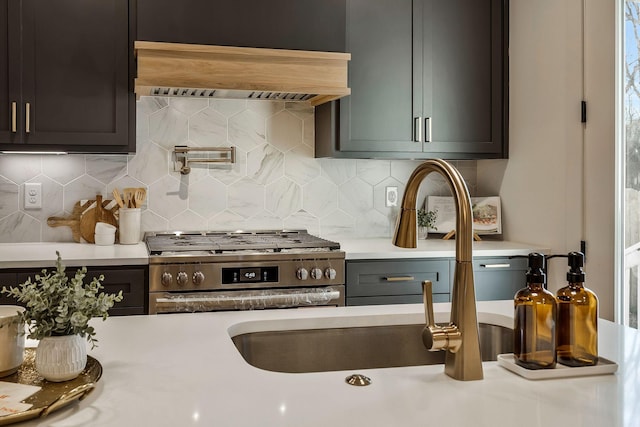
[393,159,483,381]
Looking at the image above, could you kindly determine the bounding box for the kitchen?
[0,0,630,426]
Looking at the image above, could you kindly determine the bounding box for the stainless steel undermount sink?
[231,319,513,373]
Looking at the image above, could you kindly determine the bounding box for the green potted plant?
[1,252,123,382]
[417,208,438,239]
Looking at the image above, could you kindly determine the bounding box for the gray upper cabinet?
[0,0,135,153]
[137,0,347,53]
[316,0,509,159]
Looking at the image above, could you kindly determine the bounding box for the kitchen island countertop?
[14,300,640,427]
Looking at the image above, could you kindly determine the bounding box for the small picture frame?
[426,196,502,235]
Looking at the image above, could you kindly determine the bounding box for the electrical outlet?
[385,186,398,207]
[24,182,42,210]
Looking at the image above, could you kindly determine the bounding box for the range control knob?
[310,268,323,280]
[160,272,173,287]
[296,268,309,281]
[176,271,189,287]
[193,271,205,286]
[324,268,337,280]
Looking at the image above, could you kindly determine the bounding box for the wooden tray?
[0,349,102,426]
[497,353,618,380]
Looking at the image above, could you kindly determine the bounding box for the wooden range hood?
[134,41,350,106]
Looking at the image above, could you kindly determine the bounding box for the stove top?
[144,230,341,255]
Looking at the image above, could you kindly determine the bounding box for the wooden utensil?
[79,195,119,243]
[123,188,136,208]
[112,188,124,208]
[46,202,88,243]
[133,188,146,208]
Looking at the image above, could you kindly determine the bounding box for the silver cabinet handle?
[384,276,415,282]
[479,263,510,269]
[425,117,432,142]
[11,102,16,132]
[413,117,422,142]
[25,103,30,133]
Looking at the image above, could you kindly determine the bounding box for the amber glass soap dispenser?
[556,251,599,366]
[514,253,557,369]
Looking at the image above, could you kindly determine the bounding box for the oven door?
[149,285,345,314]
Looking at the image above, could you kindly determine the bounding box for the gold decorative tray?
[0,348,102,426]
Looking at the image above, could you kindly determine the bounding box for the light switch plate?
[24,182,42,210]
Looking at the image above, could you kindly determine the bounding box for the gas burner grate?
[144,230,340,256]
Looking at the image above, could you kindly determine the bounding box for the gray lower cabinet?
[346,259,450,306]
[0,265,147,316]
[346,256,526,307]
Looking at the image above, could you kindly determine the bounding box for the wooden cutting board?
[79,195,119,243]
[46,201,90,243]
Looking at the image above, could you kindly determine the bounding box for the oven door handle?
[152,287,343,313]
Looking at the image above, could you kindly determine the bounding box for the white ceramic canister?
[119,208,141,244]
[0,305,26,377]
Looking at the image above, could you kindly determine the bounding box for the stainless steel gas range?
[145,230,345,314]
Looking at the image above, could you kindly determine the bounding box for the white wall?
[478,0,616,319]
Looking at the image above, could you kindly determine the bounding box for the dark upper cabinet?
[0,0,135,153]
[316,0,509,159]
[137,0,347,53]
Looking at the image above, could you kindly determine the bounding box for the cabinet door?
[137,0,346,52]
[0,0,20,144]
[337,0,419,153]
[420,0,506,156]
[14,0,133,152]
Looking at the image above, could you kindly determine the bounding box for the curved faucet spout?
[392,159,482,381]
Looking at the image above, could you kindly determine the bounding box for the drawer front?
[461,257,527,301]
[0,272,18,306]
[86,267,148,316]
[5,266,148,316]
[347,293,449,307]
[347,260,450,298]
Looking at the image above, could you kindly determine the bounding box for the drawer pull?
[11,102,16,132]
[384,276,415,282]
[479,263,510,269]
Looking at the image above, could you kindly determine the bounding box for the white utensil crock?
[0,305,25,377]
[119,208,141,244]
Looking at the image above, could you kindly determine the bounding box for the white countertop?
[340,238,549,260]
[0,243,148,268]
[0,239,547,269]
[15,301,640,427]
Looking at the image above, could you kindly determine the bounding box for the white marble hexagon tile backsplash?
[0,97,477,243]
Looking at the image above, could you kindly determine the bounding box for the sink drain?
[345,374,372,386]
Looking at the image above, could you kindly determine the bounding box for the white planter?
[36,335,87,382]
[418,226,429,240]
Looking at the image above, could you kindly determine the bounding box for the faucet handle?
[422,280,436,327]
[422,280,462,353]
